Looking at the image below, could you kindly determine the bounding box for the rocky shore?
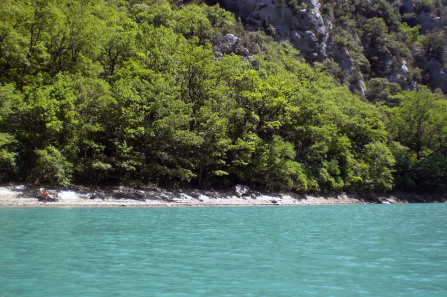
[0,184,444,207]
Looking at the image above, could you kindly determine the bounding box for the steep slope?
[216,0,447,95]
[0,0,446,194]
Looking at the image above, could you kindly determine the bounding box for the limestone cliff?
[219,0,329,61]
[214,0,447,94]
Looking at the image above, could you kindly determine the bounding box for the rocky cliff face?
[216,0,447,95]
[220,0,330,61]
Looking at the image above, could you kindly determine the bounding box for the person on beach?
[40,189,49,202]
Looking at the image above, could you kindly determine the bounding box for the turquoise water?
[1,204,447,296]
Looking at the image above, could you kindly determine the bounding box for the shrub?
[31,146,73,186]
[0,133,17,181]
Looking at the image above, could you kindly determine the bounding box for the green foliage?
[411,154,447,193]
[390,87,447,160]
[31,145,72,186]
[398,23,421,45]
[419,30,447,62]
[254,135,307,191]
[414,0,436,13]
[0,83,23,180]
[321,0,445,89]
[0,0,444,195]
[362,18,395,75]
[0,133,17,181]
[388,88,447,192]
[320,0,447,193]
[361,142,396,192]
[366,78,402,106]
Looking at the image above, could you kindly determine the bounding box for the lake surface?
[1,204,446,296]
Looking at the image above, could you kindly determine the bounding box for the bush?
[412,154,447,193]
[0,133,17,181]
[361,142,396,192]
[31,146,73,186]
[366,78,402,106]
[414,0,435,13]
[420,31,447,61]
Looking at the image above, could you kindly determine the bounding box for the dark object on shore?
[38,189,58,202]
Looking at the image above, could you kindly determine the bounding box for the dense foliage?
[0,0,446,194]
[321,0,447,92]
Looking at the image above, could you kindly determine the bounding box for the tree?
[44,0,103,76]
[360,141,395,192]
[0,133,16,181]
[362,17,392,75]
[390,87,447,160]
[31,145,72,186]
[97,19,137,78]
[0,84,23,180]
[173,4,213,43]
[389,87,447,192]
[420,30,447,62]
[366,78,402,106]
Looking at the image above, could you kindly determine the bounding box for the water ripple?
[0,204,446,296]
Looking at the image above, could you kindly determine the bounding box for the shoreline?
[0,184,445,208]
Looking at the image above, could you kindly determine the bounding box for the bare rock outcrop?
[220,0,330,61]
[216,0,447,94]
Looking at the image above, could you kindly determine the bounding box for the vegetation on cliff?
[320,0,447,93]
[0,0,446,194]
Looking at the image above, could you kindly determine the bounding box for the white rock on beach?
[234,184,250,197]
[59,191,79,201]
[0,188,15,196]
